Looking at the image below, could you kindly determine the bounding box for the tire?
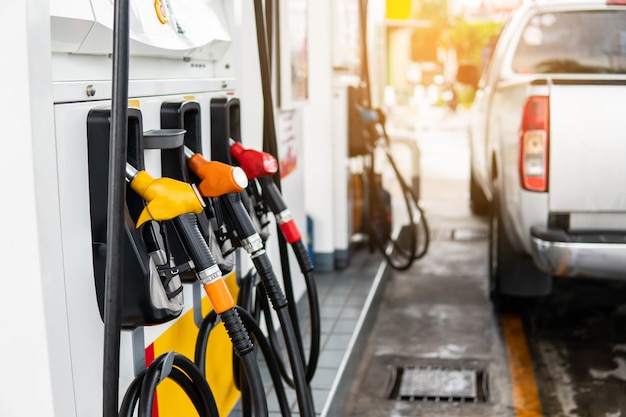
[488,191,551,312]
[470,170,489,216]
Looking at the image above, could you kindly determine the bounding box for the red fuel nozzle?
[186,152,249,197]
[229,140,278,179]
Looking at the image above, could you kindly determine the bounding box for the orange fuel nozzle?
[229,139,278,179]
[185,148,249,197]
[128,167,204,228]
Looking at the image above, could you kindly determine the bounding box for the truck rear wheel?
[488,192,551,312]
[470,170,489,216]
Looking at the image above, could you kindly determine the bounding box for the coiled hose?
[119,352,218,417]
[195,307,292,417]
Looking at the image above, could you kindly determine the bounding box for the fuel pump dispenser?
[88,96,272,416]
[13,0,315,413]
[94,0,271,415]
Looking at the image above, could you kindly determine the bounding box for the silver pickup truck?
[464,0,626,307]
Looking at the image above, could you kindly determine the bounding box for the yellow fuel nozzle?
[129,170,205,228]
[187,152,249,197]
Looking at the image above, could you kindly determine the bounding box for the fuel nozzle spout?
[184,146,249,197]
[229,139,278,179]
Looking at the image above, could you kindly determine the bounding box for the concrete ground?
[341,106,517,417]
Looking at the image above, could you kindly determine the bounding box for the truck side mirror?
[456,64,479,89]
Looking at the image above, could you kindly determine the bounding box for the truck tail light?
[519,96,549,192]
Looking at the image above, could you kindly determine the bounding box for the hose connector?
[241,233,265,255]
[275,208,302,244]
[197,264,223,286]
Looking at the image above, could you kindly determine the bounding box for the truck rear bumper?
[530,226,626,280]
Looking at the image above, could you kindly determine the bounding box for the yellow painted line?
[501,314,544,417]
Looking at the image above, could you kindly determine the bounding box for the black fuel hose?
[220,192,315,417]
[194,310,219,379]
[195,308,292,417]
[103,0,129,415]
[172,213,268,417]
[255,284,291,384]
[226,143,321,382]
[257,177,320,381]
[231,269,258,392]
[379,119,429,264]
[119,352,219,417]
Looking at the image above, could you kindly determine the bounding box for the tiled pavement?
[230,248,388,416]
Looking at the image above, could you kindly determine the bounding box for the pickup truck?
[463,0,626,307]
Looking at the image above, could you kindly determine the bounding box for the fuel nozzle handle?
[261,177,313,273]
[258,176,302,243]
[259,176,313,273]
[172,214,253,356]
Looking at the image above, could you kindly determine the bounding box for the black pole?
[253,0,281,188]
[359,0,372,106]
[103,0,130,415]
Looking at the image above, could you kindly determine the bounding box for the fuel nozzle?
[225,141,304,248]
[169,213,253,358]
[184,146,249,196]
[228,138,278,179]
[184,148,263,254]
[125,162,205,228]
[126,162,254,357]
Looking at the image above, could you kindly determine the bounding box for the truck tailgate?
[548,82,626,220]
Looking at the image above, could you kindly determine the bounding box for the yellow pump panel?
[149,271,242,416]
[386,0,412,19]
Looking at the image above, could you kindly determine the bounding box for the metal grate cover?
[389,365,488,402]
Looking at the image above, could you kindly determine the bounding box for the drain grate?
[451,229,488,241]
[389,365,489,403]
